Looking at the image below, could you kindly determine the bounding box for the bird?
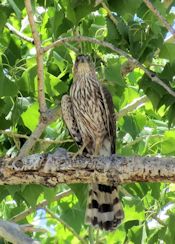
[61,54,124,231]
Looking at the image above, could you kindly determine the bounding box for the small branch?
[100,1,118,26]
[16,107,61,160]
[45,207,86,244]
[0,220,39,244]
[20,224,46,233]
[143,0,175,39]
[153,216,166,226]
[25,0,47,115]
[43,36,175,97]
[117,95,149,119]
[5,23,34,43]
[16,122,46,160]
[2,149,175,185]
[17,0,51,161]
[123,134,163,148]
[0,130,73,145]
[11,189,72,222]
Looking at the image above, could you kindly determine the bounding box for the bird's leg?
[72,139,89,159]
[94,137,102,156]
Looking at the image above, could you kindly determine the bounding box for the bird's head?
[73,55,96,79]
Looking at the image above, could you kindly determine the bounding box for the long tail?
[86,183,124,231]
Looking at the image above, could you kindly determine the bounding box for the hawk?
[61,55,124,231]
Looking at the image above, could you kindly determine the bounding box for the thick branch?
[0,220,39,244]
[1,149,175,186]
[43,36,175,97]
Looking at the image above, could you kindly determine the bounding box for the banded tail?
[86,184,124,231]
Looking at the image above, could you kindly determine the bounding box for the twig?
[5,23,34,43]
[24,0,47,115]
[0,130,73,145]
[143,0,175,39]
[123,134,163,148]
[45,207,87,244]
[43,36,175,97]
[20,224,46,233]
[100,1,118,26]
[11,189,72,222]
[153,216,166,226]
[117,95,149,119]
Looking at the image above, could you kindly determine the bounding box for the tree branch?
[25,0,47,115]
[11,189,72,222]
[5,23,34,43]
[20,224,46,233]
[143,0,175,39]
[117,95,149,119]
[99,1,118,27]
[1,149,175,186]
[45,207,86,244]
[0,220,39,244]
[15,0,51,161]
[16,106,61,160]
[0,129,72,146]
[43,36,175,97]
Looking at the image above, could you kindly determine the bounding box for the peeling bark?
[1,148,175,186]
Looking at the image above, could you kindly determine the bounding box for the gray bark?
[1,148,175,186]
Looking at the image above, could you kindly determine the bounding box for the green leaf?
[60,201,85,233]
[22,185,43,207]
[43,187,58,205]
[104,62,123,85]
[161,131,175,155]
[6,185,22,197]
[159,43,175,64]
[123,196,145,221]
[68,183,88,208]
[8,0,21,19]
[0,5,12,32]
[109,0,142,20]
[3,39,21,66]
[123,116,140,139]
[0,75,17,97]
[21,102,39,131]
[128,224,147,244]
[17,64,37,95]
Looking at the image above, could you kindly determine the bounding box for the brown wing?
[101,86,116,154]
[61,94,82,146]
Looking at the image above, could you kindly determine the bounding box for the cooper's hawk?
[61,55,124,231]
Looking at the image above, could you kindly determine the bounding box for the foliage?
[0,0,175,243]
